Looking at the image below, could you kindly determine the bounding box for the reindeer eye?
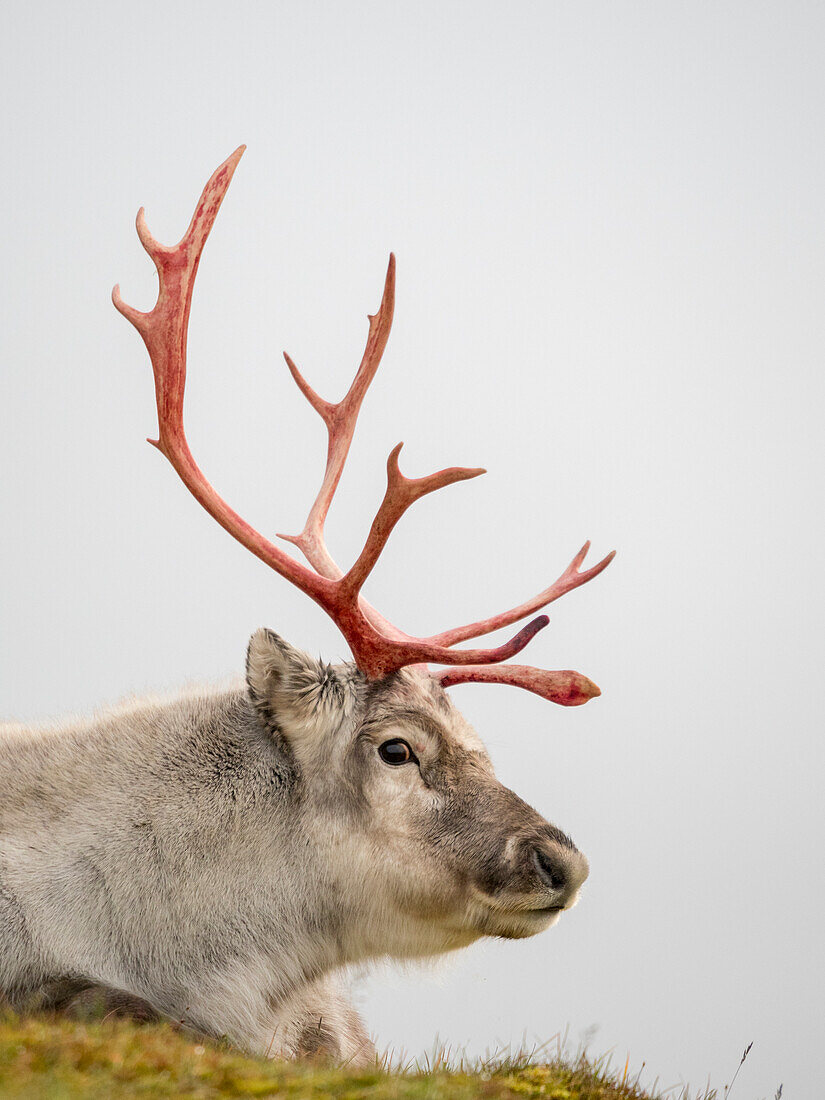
[378,739,415,766]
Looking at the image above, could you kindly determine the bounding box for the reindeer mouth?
[467,887,570,939]
[489,905,566,939]
[471,885,569,915]
[515,904,567,924]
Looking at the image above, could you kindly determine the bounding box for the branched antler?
[277,256,395,583]
[340,444,485,601]
[113,147,613,703]
[426,541,615,648]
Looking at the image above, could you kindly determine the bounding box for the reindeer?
[0,147,613,1062]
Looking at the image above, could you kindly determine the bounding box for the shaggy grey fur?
[0,629,588,1061]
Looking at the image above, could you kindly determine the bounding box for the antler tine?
[112,146,334,609]
[340,443,485,600]
[435,664,602,706]
[426,541,616,648]
[278,255,396,581]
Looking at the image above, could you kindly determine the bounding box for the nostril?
[533,847,568,892]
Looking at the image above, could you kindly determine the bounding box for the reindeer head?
[113,146,612,950]
[245,629,590,952]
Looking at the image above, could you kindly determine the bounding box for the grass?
[0,1009,723,1100]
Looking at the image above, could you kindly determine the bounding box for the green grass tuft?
[0,1010,713,1100]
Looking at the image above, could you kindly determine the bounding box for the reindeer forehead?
[363,670,486,755]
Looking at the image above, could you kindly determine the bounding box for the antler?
[277,256,396,583]
[113,147,613,704]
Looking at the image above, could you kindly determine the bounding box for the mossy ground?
[0,1010,712,1100]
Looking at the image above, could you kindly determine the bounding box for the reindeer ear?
[245,628,350,744]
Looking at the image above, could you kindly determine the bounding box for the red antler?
[113,147,613,704]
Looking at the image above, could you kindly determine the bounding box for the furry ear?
[245,628,351,744]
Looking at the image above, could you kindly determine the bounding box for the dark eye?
[378,739,415,766]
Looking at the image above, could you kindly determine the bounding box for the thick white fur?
[0,630,587,1060]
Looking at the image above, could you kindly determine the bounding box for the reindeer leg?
[259,974,374,1065]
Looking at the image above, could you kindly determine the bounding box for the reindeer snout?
[529,839,589,908]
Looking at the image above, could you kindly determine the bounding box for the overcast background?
[2,3,823,1097]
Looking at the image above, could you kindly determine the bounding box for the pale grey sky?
[2,2,823,1096]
